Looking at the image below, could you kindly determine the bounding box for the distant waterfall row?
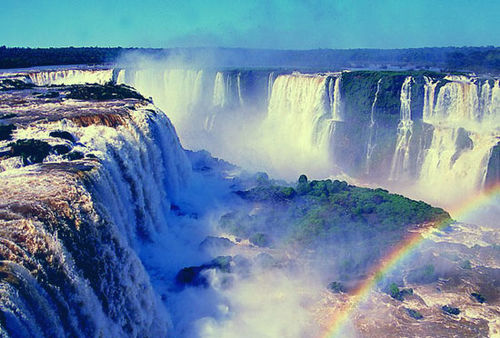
[28,67,500,205]
[28,68,114,86]
[116,67,499,204]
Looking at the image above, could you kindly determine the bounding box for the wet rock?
[49,130,76,143]
[174,256,233,289]
[64,151,84,161]
[52,144,72,155]
[199,236,235,252]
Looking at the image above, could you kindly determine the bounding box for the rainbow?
[322,182,500,338]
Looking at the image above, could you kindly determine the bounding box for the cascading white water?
[389,76,414,181]
[365,78,382,174]
[237,72,244,106]
[256,72,341,178]
[0,100,192,336]
[417,76,500,203]
[267,72,276,102]
[330,76,342,121]
[212,72,228,108]
[115,65,499,205]
[28,69,114,86]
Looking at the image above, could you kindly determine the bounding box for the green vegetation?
[387,282,413,301]
[460,260,472,270]
[220,175,451,276]
[225,175,450,246]
[66,84,146,101]
[0,46,125,68]
[327,281,346,293]
[8,139,52,165]
[407,264,438,284]
[471,292,486,304]
[0,125,16,141]
[442,305,460,315]
[405,308,423,320]
[1,46,498,73]
[0,78,34,91]
[0,113,17,120]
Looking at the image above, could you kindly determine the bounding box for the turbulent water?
[113,66,500,207]
[0,66,499,337]
[0,87,190,336]
[9,67,499,207]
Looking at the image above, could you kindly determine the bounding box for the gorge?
[0,62,498,337]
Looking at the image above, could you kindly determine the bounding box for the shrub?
[0,124,16,141]
[9,139,52,164]
[406,308,423,320]
[66,84,146,101]
[442,305,460,315]
[327,281,346,293]
[471,292,486,303]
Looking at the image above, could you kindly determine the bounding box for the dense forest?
[0,46,498,74]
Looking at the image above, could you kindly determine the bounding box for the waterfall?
[256,73,340,178]
[28,69,114,86]
[417,76,499,202]
[114,65,498,203]
[237,72,244,106]
[365,78,382,174]
[267,72,276,102]
[423,76,438,122]
[0,103,191,336]
[213,72,227,108]
[389,76,414,181]
[329,76,343,121]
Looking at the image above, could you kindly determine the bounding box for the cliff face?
[115,67,499,206]
[0,81,190,336]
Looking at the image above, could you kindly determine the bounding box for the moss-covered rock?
[387,282,413,301]
[0,78,34,91]
[406,308,423,320]
[442,305,460,315]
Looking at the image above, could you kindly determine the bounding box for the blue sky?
[1,0,499,49]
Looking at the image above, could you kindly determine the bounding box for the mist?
[111,50,499,336]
